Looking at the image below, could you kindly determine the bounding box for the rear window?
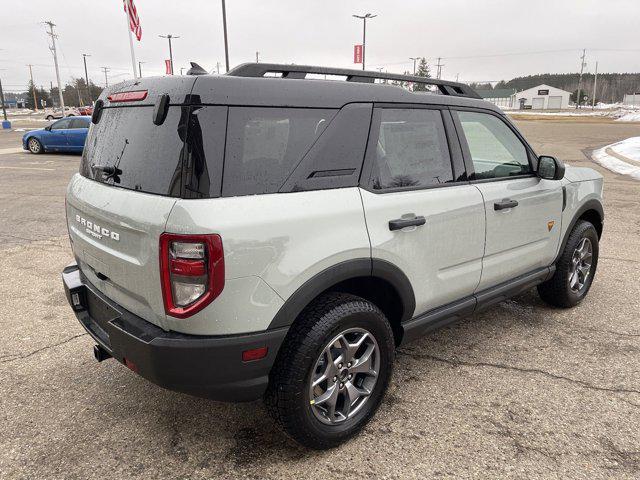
[221,107,336,196]
[80,106,186,196]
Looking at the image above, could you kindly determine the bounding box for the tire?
[27,137,43,154]
[45,115,54,121]
[538,220,599,308]
[264,292,395,449]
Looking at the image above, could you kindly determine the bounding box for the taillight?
[159,233,224,318]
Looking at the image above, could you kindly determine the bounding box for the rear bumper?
[62,262,287,402]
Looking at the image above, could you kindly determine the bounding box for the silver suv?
[62,64,604,449]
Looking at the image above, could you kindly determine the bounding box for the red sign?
[165,59,173,75]
[354,44,363,64]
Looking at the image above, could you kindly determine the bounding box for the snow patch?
[591,137,640,180]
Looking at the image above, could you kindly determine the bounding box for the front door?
[360,106,485,317]
[47,117,73,149]
[453,109,563,291]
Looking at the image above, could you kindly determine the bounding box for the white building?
[510,84,571,110]
[623,93,640,107]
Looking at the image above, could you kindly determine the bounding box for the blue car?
[22,116,91,154]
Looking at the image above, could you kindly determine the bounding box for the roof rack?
[227,63,481,99]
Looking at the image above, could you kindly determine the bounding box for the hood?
[563,163,603,183]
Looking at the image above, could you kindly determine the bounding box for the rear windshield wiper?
[91,138,128,183]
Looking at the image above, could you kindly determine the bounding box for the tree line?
[22,78,104,109]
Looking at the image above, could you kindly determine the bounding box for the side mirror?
[44,125,52,131]
[538,155,565,180]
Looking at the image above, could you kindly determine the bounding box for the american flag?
[123,0,142,41]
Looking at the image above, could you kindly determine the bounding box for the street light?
[138,61,145,78]
[159,34,180,74]
[409,57,420,75]
[352,13,376,70]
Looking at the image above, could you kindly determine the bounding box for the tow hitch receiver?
[93,344,112,362]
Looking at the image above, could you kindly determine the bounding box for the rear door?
[66,117,90,150]
[67,79,196,329]
[360,105,485,317]
[452,109,562,291]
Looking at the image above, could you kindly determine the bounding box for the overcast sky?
[1,0,639,93]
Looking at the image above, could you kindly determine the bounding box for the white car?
[62,64,604,449]
[44,106,79,120]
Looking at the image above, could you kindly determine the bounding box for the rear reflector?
[124,358,138,372]
[242,347,268,362]
[107,90,148,102]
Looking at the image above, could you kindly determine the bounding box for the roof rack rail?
[227,63,481,99]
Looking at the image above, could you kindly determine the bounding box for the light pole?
[221,0,230,72]
[159,34,179,74]
[409,57,420,75]
[352,13,376,70]
[82,54,91,103]
[138,61,145,78]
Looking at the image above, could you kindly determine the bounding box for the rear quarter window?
[222,107,337,197]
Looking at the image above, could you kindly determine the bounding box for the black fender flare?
[555,198,604,264]
[267,258,415,330]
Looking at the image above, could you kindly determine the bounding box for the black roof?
[102,63,498,112]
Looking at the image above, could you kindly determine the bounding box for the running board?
[400,266,554,346]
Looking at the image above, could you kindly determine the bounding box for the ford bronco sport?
[62,63,604,449]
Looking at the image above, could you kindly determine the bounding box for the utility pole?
[138,61,145,78]
[576,49,586,109]
[159,34,179,74]
[216,62,221,74]
[353,13,376,70]
[409,57,419,75]
[591,60,598,109]
[180,67,185,75]
[0,76,7,122]
[82,54,91,103]
[256,51,259,63]
[221,0,230,72]
[44,21,65,113]
[435,57,444,79]
[27,64,38,111]
[101,67,110,87]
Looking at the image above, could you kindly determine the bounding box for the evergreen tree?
[413,58,431,91]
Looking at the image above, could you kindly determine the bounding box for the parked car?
[62,64,604,449]
[22,116,90,154]
[44,107,80,120]
[77,105,94,116]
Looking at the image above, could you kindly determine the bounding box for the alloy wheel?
[569,237,593,292]
[28,138,41,153]
[309,327,380,425]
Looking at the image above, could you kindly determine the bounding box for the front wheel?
[538,220,599,308]
[265,293,395,449]
[27,137,43,154]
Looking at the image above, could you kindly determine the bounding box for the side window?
[222,107,337,196]
[51,118,72,130]
[456,111,531,180]
[70,118,90,129]
[370,108,453,190]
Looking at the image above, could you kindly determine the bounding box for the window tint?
[51,118,72,130]
[70,117,90,129]
[80,106,186,196]
[457,111,531,179]
[370,108,453,190]
[222,107,336,196]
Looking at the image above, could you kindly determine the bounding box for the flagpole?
[124,1,138,79]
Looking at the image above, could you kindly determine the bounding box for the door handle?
[494,199,519,211]
[389,216,426,231]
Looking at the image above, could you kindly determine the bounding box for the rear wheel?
[45,115,54,121]
[28,137,43,154]
[265,292,394,449]
[538,220,599,307]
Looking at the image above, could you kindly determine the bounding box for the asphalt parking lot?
[1,118,639,479]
